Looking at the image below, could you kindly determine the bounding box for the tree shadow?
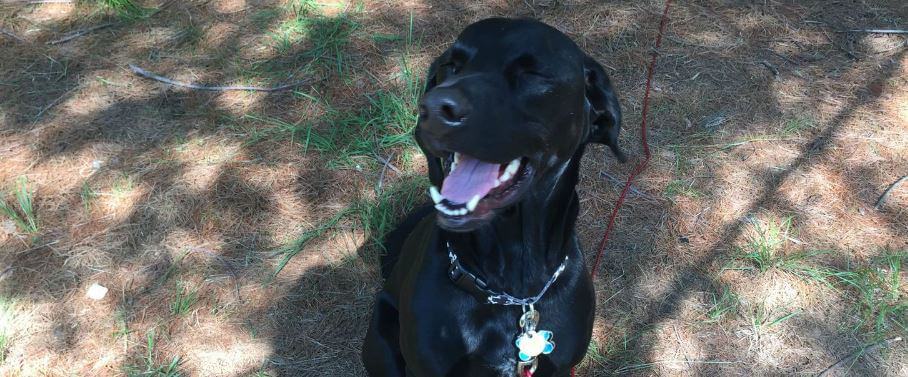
[0,0,905,375]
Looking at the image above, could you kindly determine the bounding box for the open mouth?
[428,152,533,223]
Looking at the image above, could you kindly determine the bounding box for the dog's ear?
[415,51,450,187]
[583,55,627,163]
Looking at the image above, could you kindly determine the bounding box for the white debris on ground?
[86,283,108,300]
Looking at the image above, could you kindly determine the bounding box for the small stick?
[839,29,908,34]
[875,175,907,209]
[599,171,658,201]
[375,153,395,194]
[47,23,114,45]
[128,64,312,92]
[818,337,902,376]
[760,60,779,76]
[1,28,25,43]
[373,153,402,175]
[766,49,799,65]
[33,85,79,122]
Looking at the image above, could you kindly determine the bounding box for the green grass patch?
[239,10,420,169]
[705,285,739,323]
[837,252,908,338]
[352,175,429,251]
[270,206,354,280]
[98,0,154,20]
[263,3,359,77]
[80,181,97,212]
[599,328,654,374]
[172,23,203,49]
[169,282,198,316]
[748,303,800,336]
[663,179,702,200]
[741,247,907,340]
[124,329,183,377]
[238,57,421,170]
[0,332,6,365]
[739,216,793,272]
[251,8,282,28]
[0,296,15,365]
[781,115,815,136]
[110,174,135,200]
[112,307,131,352]
[0,176,38,234]
[261,12,425,278]
[270,175,428,279]
[775,250,858,289]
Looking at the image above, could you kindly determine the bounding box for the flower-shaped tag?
[515,330,555,361]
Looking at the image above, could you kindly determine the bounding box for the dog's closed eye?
[506,54,552,90]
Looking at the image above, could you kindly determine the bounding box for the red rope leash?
[589,0,672,280]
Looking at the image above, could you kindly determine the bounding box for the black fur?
[363,18,624,377]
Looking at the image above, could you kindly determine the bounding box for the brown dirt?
[1,0,906,376]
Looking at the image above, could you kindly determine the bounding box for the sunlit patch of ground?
[0,0,906,376]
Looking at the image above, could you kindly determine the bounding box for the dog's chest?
[439,306,533,375]
[405,284,582,376]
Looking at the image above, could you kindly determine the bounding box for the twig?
[144,0,175,18]
[0,266,12,282]
[375,153,395,194]
[818,337,902,376]
[1,28,25,43]
[766,49,799,65]
[373,153,402,175]
[33,85,79,122]
[839,29,908,34]
[47,23,114,45]
[875,175,907,209]
[599,171,659,201]
[128,64,312,92]
[759,60,779,76]
[16,240,60,255]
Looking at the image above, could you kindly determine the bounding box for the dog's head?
[416,18,624,231]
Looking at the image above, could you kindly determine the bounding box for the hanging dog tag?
[515,330,555,361]
[515,307,555,362]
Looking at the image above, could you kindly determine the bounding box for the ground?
[0,0,906,376]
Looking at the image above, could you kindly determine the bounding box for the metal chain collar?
[446,242,568,306]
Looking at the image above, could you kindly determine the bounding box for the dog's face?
[416,18,624,231]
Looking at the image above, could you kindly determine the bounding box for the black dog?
[363,18,624,377]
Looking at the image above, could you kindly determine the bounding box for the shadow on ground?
[0,0,905,375]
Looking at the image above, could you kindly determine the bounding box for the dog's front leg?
[363,290,406,376]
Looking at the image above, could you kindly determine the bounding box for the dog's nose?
[420,89,471,127]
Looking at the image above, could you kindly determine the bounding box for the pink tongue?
[441,154,501,204]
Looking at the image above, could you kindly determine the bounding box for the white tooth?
[493,178,502,188]
[435,203,452,215]
[429,186,443,204]
[466,195,480,211]
[458,208,468,216]
[454,152,460,165]
[506,158,521,174]
[499,171,512,182]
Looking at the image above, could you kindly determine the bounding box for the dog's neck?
[444,148,585,298]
